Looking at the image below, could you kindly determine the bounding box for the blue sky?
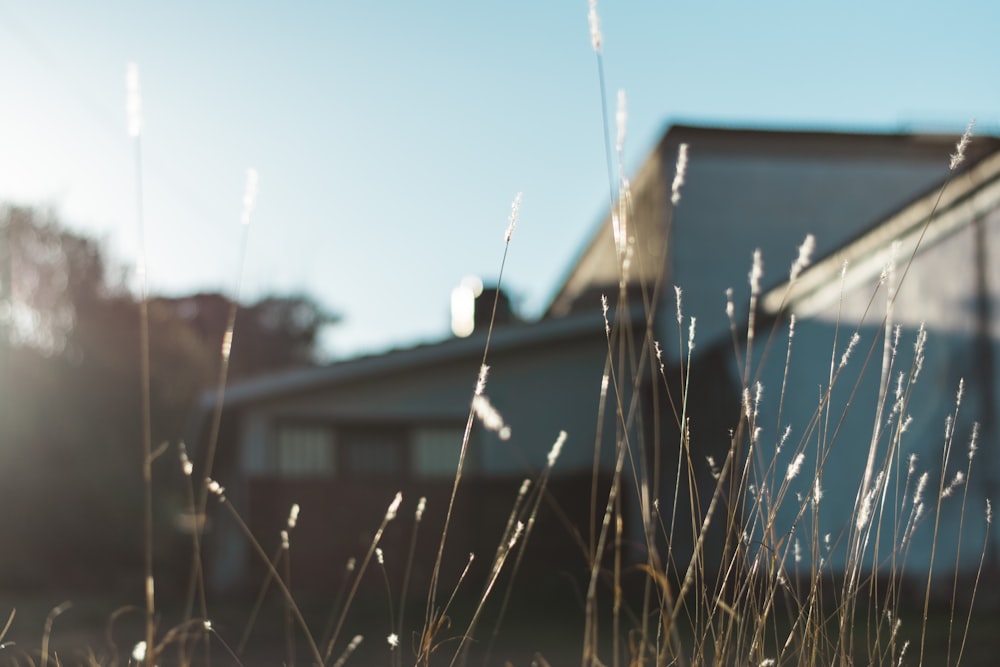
[1,1,997,357]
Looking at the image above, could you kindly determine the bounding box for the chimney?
[451,276,515,337]
[473,287,513,332]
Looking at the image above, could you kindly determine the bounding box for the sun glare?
[450,274,483,338]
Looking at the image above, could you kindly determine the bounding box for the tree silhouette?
[0,205,338,588]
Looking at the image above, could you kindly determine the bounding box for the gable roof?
[763,147,1000,317]
[546,123,1000,357]
[202,124,1000,417]
[202,302,644,412]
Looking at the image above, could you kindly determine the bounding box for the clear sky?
[1,1,997,358]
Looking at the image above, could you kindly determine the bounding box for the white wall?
[742,208,1000,579]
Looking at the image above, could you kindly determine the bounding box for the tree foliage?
[0,205,337,587]
[0,205,106,354]
[155,291,338,381]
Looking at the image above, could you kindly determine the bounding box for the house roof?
[202,301,646,412]
[545,123,1000,356]
[202,123,1000,416]
[763,146,1000,317]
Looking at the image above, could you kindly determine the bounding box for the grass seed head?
[206,478,225,501]
[789,233,815,281]
[587,0,602,51]
[547,431,567,468]
[472,394,511,440]
[505,192,522,244]
[385,492,402,521]
[179,442,193,477]
[950,119,975,170]
[241,168,259,226]
[749,248,763,296]
[786,453,805,481]
[475,364,490,396]
[671,143,689,205]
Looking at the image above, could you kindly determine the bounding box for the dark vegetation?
[0,204,337,591]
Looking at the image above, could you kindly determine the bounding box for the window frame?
[268,419,338,478]
[260,419,474,479]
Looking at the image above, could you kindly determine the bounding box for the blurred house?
[194,290,636,593]
[194,124,1000,596]
[551,124,1000,592]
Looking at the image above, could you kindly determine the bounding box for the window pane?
[242,414,271,475]
[413,427,466,478]
[345,430,403,476]
[276,426,336,477]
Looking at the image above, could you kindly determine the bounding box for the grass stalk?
[487,435,566,659]
[324,492,402,663]
[236,543,285,655]
[186,167,258,625]
[320,557,358,655]
[395,497,425,667]
[207,482,324,667]
[375,548,397,661]
[125,62,156,667]
[450,521,524,667]
[39,602,71,667]
[421,193,521,658]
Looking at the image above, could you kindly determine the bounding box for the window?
[261,422,468,479]
[413,426,469,478]
[342,428,405,476]
[275,425,336,476]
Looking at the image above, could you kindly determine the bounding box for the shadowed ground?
[3,588,1000,666]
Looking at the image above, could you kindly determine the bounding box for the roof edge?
[763,148,1000,316]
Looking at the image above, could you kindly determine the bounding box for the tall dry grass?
[8,5,993,667]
